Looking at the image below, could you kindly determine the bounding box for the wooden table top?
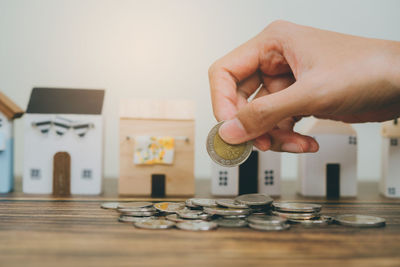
[1,178,400,267]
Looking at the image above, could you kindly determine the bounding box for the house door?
[326,163,340,199]
[239,150,258,195]
[151,174,166,197]
[53,152,71,196]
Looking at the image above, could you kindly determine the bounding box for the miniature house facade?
[119,99,195,197]
[0,92,23,193]
[298,119,357,198]
[23,88,105,195]
[211,149,281,196]
[380,119,400,198]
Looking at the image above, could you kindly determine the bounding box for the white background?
[1,0,399,180]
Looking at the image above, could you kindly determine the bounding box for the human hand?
[209,20,400,153]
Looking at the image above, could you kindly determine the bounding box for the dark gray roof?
[27,88,105,114]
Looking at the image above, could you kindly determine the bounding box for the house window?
[388,187,396,196]
[218,171,228,186]
[390,138,398,146]
[348,136,357,145]
[30,169,41,180]
[264,170,274,186]
[82,169,92,179]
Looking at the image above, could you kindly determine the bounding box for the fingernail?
[309,140,319,152]
[219,118,247,144]
[281,143,303,153]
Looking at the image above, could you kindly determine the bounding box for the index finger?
[208,37,261,121]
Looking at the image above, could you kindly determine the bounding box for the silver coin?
[177,208,211,220]
[117,202,153,209]
[334,214,386,228]
[216,199,249,209]
[249,223,291,231]
[206,121,253,167]
[165,214,205,223]
[215,218,248,228]
[185,199,201,208]
[289,215,333,226]
[191,198,217,208]
[235,194,273,206]
[154,202,185,213]
[118,215,156,223]
[271,210,319,220]
[119,210,158,217]
[101,202,120,209]
[176,221,218,231]
[272,202,322,213]
[203,207,251,216]
[247,214,287,226]
[134,219,175,229]
[118,207,157,213]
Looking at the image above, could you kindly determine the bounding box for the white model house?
[212,149,281,196]
[380,119,400,198]
[0,92,23,193]
[23,88,105,195]
[297,119,357,198]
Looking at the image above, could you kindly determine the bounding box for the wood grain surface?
[1,178,400,267]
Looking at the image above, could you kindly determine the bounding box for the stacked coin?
[100,197,386,231]
[271,202,328,226]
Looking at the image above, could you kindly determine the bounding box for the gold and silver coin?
[216,199,249,209]
[134,219,176,229]
[272,202,322,213]
[154,202,185,213]
[206,121,253,167]
[235,193,273,206]
[249,223,291,231]
[118,202,153,209]
[334,214,386,228]
[101,202,120,209]
[176,221,218,231]
[215,218,248,228]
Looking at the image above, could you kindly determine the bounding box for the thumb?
[219,81,311,144]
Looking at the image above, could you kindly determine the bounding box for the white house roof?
[300,118,356,135]
[26,88,105,115]
[381,119,400,138]
[120,99,195,120]
[0,91,23,119]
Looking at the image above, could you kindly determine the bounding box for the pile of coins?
[101,193,386,231]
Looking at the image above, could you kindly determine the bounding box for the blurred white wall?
[0,0,399,180]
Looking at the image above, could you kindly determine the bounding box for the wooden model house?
[23,88,105,195]
[211,149,281,196]
[119,99,195,197]
[380,119,400,198]
[297,119,357,198]
[0,92,23,193]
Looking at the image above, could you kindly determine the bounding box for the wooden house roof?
[26,88,105,115]
[381,119,400,138]
[301,118,356,135]
[0,91,24,120]
[120,99,195,120]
